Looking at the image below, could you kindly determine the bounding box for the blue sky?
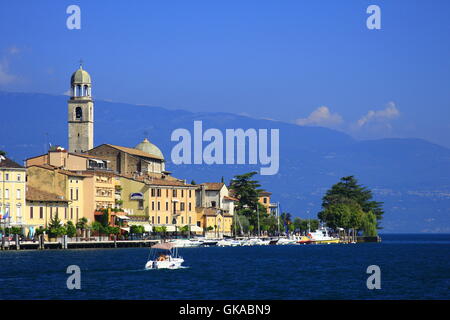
[1,0,450,147]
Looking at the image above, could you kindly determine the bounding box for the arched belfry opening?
[75,107,82,120]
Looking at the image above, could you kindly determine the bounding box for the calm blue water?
[0,234,449,299]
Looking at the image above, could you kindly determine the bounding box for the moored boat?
[307,227,340,244]
[145,243,184,270]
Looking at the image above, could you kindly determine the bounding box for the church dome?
[135,138,164,160]
[71,66,91,84]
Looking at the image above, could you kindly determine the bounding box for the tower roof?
[71,65,91,85]
[135,138,165,160]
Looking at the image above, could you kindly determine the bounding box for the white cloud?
[355,102,400,128]
[0,46,21,85]
[295,106,343,128]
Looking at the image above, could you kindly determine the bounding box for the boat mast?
[277,202,280,237]
[257,203,260,238]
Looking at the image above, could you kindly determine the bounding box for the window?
[17,174,21,181]
[166,189,168,197]
[189,203,192,211]
[65,208,68,219]
[173,190,177,197]
[157,216,160,224]
[151,216,154,224]
[70,189,73,200]
[181,217,184,224]
[189,190,192,198]
[39,207,43,219]
[5,173,9,181]
[75,107,82,119]
[152,201,155,210]
[181,190,184,197]
[16,189,21,199]
[151,189,155,197]
[157,201,160,211]
[211,201,216,208]
[165,202,168,211]
[76,207,79,221]
[138,200,144,210]
[76,188,79,200]
[5,189,9,199]
[16,206,22,221]
[263,197,267,204]
[157,189,161,197]
[189,217,192,224]
[165,216,168,224]
[180,202,185,211]
[197,221,201,227]
[71,208,74,220]
[30,207,33,219]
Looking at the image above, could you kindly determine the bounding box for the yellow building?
[25,165,89,231]
[195,182,237,237]
[120,174,200,233]
[0,156,26,231]
[195,208,234,238]
[258,191,274,214]
[25,186,69,232]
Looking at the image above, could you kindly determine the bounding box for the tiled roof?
[224,195,239,202]
[103,144,164,160]
[0,156,24,169]
[68,152,109,160]
[26,186,68,202]
[27,164,89,178]
[259,191,272,196]
[202,182,225,191]
[119,173,195,187]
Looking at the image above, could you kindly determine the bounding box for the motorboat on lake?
[167,238,202,248]
[145,243,184,270]
[307,227,340,244]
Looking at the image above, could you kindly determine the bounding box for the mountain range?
[1,91,449,233]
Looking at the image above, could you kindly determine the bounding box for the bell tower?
[68,63,94,153]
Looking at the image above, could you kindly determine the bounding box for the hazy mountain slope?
[1,91,449,232]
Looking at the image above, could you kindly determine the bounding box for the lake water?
[0,234,449,299]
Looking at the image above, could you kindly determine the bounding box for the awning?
[130,192,144,200]
[165,225,176,232]
[128,221,152,232]
[120,227,130,232]
[116,215,130,220]
[189,225,203,232]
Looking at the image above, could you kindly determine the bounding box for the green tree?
[9,226,23,235]
[90,221,103,235]
[361,211,378,236]
[229,172,262,213]
[47,213,66,238]
[0,150,6,156]
[320,176,384,228]
[293,218,302,232]
[65,221,77,237]
[76,217,88,230]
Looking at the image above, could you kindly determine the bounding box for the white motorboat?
[145,243,184,270]
[217,239,242,247]
[308,227,340,244]
[167,238,202,248]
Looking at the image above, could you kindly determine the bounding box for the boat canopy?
[152,243,174,250]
